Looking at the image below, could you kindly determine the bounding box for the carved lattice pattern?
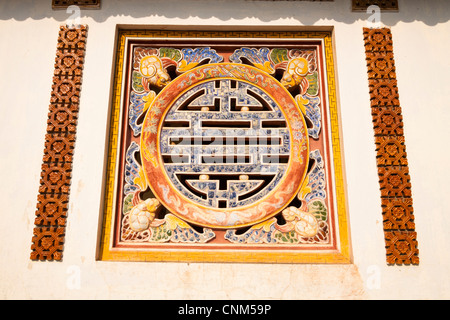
[353,0,398,11]
[52,0,101,9]
[30,25,87,261]
[364,27,419,265]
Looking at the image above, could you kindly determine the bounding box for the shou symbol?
[30,25,88,261]
[140,63,309,228]
[160,79,290,209]
[363,27,419,265]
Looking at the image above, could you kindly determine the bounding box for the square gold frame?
[98,27,352,263]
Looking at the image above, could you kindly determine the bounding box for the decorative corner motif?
[30,25,88,261]
[363,27,419,265]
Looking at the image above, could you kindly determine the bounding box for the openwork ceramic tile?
[31,25,87,261]
[99,29,350,263]
[363,28,418,265]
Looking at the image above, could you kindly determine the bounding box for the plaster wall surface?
[0,0,449,299]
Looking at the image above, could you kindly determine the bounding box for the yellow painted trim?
[98,29,351,264]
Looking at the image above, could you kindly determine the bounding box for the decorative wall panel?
[252,0,333,1]
[99,29,350,263]
[363,28,419,265]
[352,0,398,11]
[30,25,87,261]
[52,0,101,9]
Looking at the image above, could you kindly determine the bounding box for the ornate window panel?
[30,25,88,261]
[99,29,350,263]
[363,28,419,265]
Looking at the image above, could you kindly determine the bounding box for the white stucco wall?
[0,0,449,299]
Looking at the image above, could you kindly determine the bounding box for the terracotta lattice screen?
[99,29,351,263]
[363,28,419,265]
[30,25,88,261]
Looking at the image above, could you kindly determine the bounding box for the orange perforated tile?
[385,231,419,265]
[364,27,394,52]
[369,79,399,107]
[372,106,404,136]
[30,227,66,261]
[375,136,408,166]
[35,193,69,226]
[43,133,76,163]
[378,166,412,198]
[381,198,415,231]
[366,52,397,80]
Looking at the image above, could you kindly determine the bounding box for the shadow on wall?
[0,0,448,26]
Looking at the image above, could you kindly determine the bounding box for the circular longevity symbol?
[141,63,309,229]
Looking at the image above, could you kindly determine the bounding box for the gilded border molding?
[363,27,419,265]
[30,25,88,261]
